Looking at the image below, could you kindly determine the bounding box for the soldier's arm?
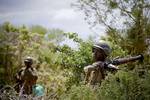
[30,67,38,82]
[33,68,38,77]
[15,68,25,80]
[84,65,95,84]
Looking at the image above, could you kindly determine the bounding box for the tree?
[30,25,47,35]
[75,0,150,29]
[75,0,150,59]
[0,22,19,84]
[47,28,65,44]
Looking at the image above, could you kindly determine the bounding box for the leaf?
[109,0,118,9]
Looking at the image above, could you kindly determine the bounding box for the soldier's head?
[24,56,33,67]
[92,41,111,61]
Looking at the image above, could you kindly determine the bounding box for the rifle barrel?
[112,54,143,65]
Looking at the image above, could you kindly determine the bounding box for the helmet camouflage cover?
[93,41,111,56]
[24,56,33,63]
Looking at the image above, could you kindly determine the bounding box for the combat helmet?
[93,41,111,56]
[24,56,33,64]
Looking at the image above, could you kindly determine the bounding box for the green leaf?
[109,0,118,9]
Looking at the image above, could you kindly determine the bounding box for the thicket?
[0,0,150,99]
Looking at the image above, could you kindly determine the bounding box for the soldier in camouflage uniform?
[84,41,118,85]
[15,57,38,95]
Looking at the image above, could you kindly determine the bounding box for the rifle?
[106,54,144,69]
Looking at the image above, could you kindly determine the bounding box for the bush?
[60,85,97,100]
[99,70,150,100]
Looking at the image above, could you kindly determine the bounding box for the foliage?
[60,70,150,100]
[99,71,145,100]
[30,25,47,35]
[75,0,150,29]
[1,0,150,99]
[60,85,97,100]
[76,0,150,56]
[0,22,95,99]
[68,1,150,100]
[47,28,66,44]
[0,22,20,84]
[56,32,93,89]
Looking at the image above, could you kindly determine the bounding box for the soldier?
[15,57,38,95]
[84,41,118,85]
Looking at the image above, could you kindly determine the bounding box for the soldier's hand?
[108,64,119,70]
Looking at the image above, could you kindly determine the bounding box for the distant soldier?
[84,41,118,85]
[15,57,38,95]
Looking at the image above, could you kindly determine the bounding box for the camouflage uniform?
[84,41,114,85]
[84,61,105,85]
[15,57,38,95]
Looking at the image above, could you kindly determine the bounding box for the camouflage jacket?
[15,67,38,94]
[84,61,106,85]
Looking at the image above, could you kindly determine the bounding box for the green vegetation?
[0,0,150,99]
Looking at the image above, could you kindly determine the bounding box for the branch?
[119,0,136,22]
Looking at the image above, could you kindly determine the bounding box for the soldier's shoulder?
[84,65,94,68]
[84,65,95,72]
[21,67,26,70]
[31,67,37,71]
[93,61,105,67]
[18,67,25,72]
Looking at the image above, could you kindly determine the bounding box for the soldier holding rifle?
[84,41,144,85]
[15,57,38,95]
